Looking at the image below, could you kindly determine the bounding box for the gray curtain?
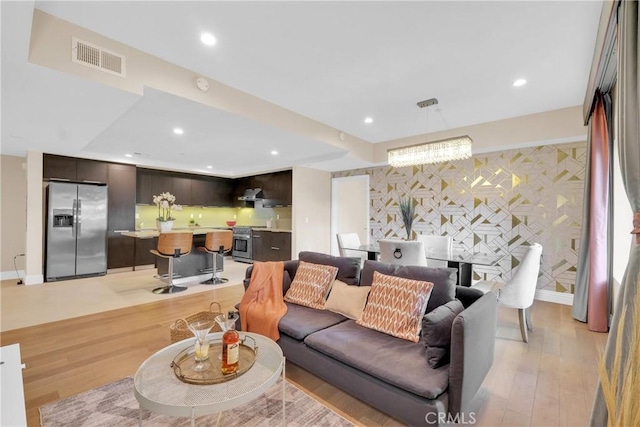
[591,0,640,425]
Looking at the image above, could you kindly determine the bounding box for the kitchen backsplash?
[136,204,292,230]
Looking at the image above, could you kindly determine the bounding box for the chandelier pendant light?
[387,98,473,167]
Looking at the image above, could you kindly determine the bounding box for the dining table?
[343,243,504,287]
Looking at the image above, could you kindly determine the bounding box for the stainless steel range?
[232,226,253,263]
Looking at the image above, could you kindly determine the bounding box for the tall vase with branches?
[399,197,416,240]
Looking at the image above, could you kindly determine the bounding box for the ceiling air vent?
[71,37,126,78]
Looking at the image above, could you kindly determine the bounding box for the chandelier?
[387,98,473,167]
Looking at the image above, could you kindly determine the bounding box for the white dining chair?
[379,239,428,267]
[471,243,543,342]
[416,234,452,268]
[337,233,367,266]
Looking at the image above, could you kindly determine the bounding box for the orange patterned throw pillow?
[357,271,434,342]
[284,261,339,310]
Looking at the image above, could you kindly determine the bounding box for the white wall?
[292,166,331,256]
[24,151,44,285]
[331,176,369,255]
[0,155,27,279]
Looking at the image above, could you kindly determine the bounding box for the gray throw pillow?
[422,299,465,368]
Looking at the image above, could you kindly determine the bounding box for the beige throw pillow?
[357,271,434,342]
[325,280,371,320]
[284,261,339,310]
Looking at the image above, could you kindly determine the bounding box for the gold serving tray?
[170,335,258,385]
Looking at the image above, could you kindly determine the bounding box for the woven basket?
[169,302,223,343]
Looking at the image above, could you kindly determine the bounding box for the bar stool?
[198,230,233,285]
[150,232,193,294]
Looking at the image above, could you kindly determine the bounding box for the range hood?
[238,188,264,201]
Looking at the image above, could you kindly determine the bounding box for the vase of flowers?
[153,192,182,232]
[399,196,416,240]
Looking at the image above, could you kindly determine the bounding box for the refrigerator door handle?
[72,199,77,238]
[77,198,82,237]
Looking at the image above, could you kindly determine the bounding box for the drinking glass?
[187,319,215,371]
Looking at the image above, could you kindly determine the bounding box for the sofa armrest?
[455,286,485,308]
[448,291,497,416]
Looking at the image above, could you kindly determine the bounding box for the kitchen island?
[120,228,231,283]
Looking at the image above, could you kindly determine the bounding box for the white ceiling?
[1,1,602,176]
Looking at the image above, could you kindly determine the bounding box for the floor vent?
[71,37,126,78]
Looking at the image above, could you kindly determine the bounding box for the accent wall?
[333,141,587,294]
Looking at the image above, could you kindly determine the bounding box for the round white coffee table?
[134,332,285,426]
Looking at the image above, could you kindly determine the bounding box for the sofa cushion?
[299,251,361,285]
[423,299,465,368]
[278,302,348,340]
[360,260,457,313]
[357,271,434,342]
[325,280,371,320]
[284,261,338,309]
[304,320,450,399]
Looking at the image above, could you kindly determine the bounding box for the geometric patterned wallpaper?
[333,141,587,294]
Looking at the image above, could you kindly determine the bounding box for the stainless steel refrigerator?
[46,182,108,281]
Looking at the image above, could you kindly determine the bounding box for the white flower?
[153,192,179,221]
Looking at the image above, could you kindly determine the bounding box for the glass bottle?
[217,311,240,374]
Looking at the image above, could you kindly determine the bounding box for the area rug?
[40,377,354,426]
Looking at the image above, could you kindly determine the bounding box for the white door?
[331,175,370,256]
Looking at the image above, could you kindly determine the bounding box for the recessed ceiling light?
[364,117,374,124]
[271,150,279,155]
[513,78,527,87]
[173,128,184,135]
[124,154,133,158]
[200,33,217,46]
[206,165,213,169]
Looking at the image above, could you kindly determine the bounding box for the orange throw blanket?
[239,261,287,341]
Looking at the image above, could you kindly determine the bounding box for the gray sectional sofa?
[242,251,497,426]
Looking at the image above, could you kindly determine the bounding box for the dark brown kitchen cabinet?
[136,169,173,204]
[190,178,211,206]
[135,238,158,267]
[252,231,291,262]
[137,169,234,206]
[106,163,136,269]
[77,159,108,183]
[43,154,77,181]
[233,176,254,207]
[191,177,234,206]
[210,177,234,207]
[172,175,192,206]
[261,170,292,207]
[232,171,292,208]
[43,154,108,183]
[252,231,265,262]
[107,235,135,269]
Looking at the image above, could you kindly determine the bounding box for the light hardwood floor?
[0,264,608,427]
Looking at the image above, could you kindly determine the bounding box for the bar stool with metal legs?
[198,230,233,285]
[150,232,193,294]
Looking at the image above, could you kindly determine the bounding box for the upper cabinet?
[43,154,108,183]
[136,168,234,207]
[260,170,292,207]
[136,169,173,204]
[233,170,292,207]
[191,176,234,207]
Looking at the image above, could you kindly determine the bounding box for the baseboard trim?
[0,270,24,281]
[535,289,574,306]
[24,274,44,285]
